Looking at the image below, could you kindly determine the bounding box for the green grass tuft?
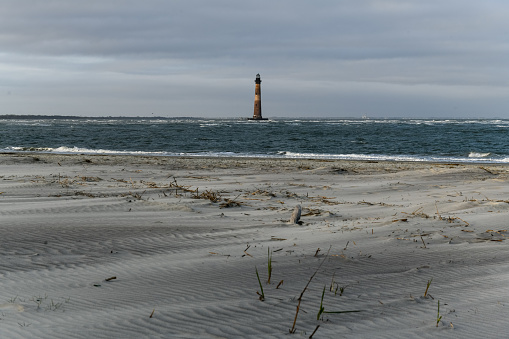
[436,300,443,327]
[255,266,265,301]
[267,247,273,284]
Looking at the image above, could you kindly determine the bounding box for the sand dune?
[1,153,509,338]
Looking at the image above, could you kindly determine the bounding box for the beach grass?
[255,267,265,301]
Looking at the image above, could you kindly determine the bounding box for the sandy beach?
[1,153,509,338]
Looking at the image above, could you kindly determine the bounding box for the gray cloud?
[1,0,509,117]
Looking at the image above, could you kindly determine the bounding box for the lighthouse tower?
[250,74,267,120]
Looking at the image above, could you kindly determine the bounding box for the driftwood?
[289,205,301,224]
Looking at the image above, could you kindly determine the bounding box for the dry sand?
[1,153,509,338]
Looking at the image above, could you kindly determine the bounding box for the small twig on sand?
[309,325,320,338]
[479,166,496,175]
[149,309,155,318]
[420,236,427,249]
[314,248,321,257]
[289,246,332,334]
[456,217,470,226]
[435,202,442,220]
[243,244,253,257]
[424,278,432,298]
[105,276,117,281]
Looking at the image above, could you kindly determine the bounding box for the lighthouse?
[249,74,267,120]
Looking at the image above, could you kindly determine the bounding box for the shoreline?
[3,150,509,166]
[2,151,509,170]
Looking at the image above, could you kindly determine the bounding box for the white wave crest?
[6,146,168,156]
[468,152,491,158]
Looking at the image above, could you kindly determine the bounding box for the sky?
[1,0,509,118]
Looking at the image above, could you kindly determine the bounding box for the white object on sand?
[289,204,301,224]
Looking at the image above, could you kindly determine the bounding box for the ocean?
[1,116,509,164]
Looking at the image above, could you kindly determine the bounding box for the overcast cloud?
[1,0,509,118]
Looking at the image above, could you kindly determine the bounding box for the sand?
[1,153,509,338]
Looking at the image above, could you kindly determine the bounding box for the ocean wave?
[468,152,491,158]
[4,146,509,163]
[5,146,169,156]
[280,151,508,163]
[3,146,269,158]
